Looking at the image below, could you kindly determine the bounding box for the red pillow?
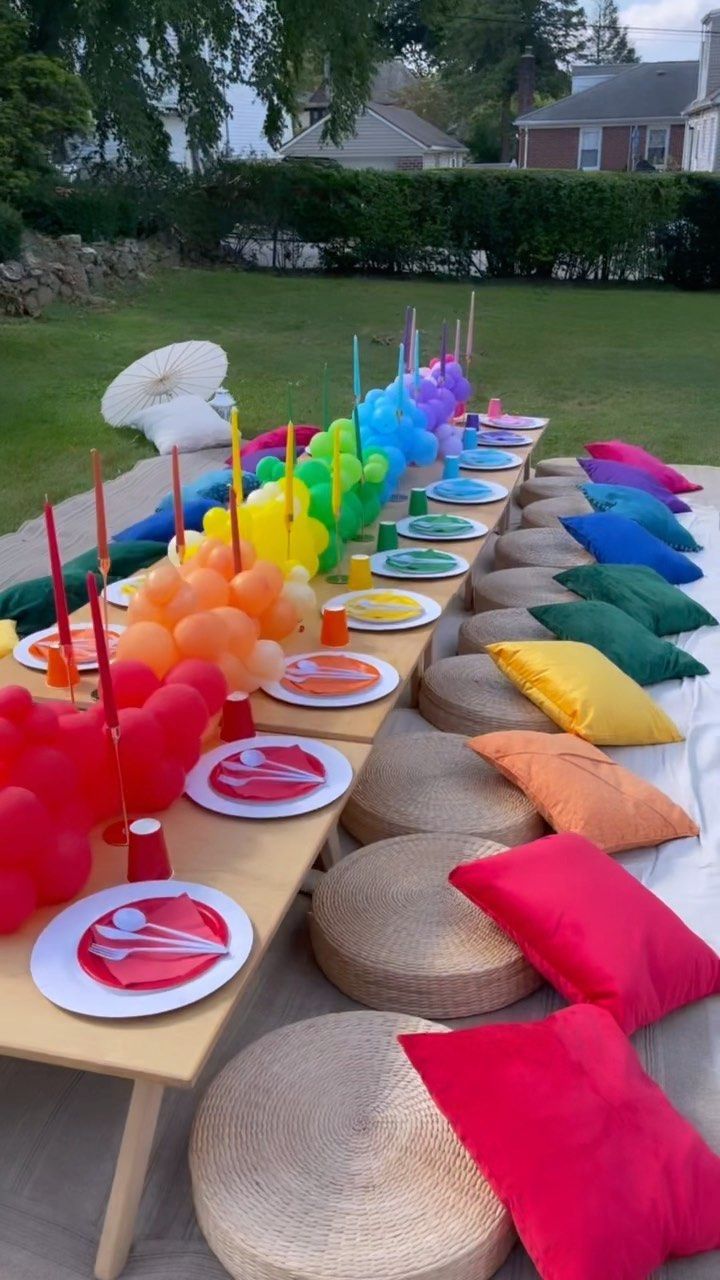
[450,833,720,1033]
[400,1006,720,1280]
[585,440,702,493]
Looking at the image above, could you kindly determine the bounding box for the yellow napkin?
[0,619,18,657]
[345,591,423,623]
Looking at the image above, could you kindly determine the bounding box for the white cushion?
[128,395,230,455]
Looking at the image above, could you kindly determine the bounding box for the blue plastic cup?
[443,455,461,480]
[465,412,480,430]
[462,426,478,450]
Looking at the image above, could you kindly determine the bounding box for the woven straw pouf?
[419,653,560,737]
[458,607,550,654]
[190,1010,516,1280]
[310,835,542,1017]
[516,476,581,507]
[494,527,592,571]
[472,566,576,612]
[521,493,591,529]
[535,457,585,479]
[342,732,545,845]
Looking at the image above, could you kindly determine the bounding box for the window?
[578,128,601,170]
[308,108,327,126]
[646,126,669,168]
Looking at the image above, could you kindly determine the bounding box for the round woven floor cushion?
[535,457,585,478]
[420,653,561,737]
[311,835,542,1018]
[473,566,577,612]
[190,1010,515,1280]
[494,527,592,571]
[458,607,550,654]
[342,732,545,846]
[516,475,581,506]
[521,493,592,529]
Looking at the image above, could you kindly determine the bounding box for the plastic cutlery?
[111,906,223,946]
[89,942,228,961]
[94,924,226,953]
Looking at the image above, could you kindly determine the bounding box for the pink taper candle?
[171,445,185,561]
[91,449,109,565]
[86,572,118,730]
[466,290,476,364]
[43,501,72,650]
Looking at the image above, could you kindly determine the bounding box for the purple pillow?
[578,458,690,513]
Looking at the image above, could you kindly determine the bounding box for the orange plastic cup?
[320,605,349,647]
[45,645,80,689]
[348,555,373,591]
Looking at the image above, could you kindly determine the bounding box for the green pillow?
[555,564,717,637]
[529,601,708,685]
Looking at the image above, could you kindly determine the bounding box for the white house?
[279,103,467,171]
[159,82,289,167]
[683,10,720,171]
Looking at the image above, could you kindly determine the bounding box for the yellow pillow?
[486,640,682,746]
[0,619,18,658]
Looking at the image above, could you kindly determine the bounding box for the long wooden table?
[0,425,546,1278]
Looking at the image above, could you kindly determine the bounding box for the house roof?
[305,59,416,109]
[280,103,467,156]
[570,64,628,79]
[517,60,699,126]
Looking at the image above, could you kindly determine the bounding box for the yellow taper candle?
[230,405,243,501]
[285,420,295,525]
[332,428,342,519]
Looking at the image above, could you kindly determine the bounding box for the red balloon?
[125,757,185,812]
[164,660,227,716]
[0,719,23,767]
[0,869,37,933]
[35,829,92,906]
[110,660,162,709]
[113,708,166,790]
[56,711,105,786]
[54,798,94,834]
[23,703,61,744]
[0,787,55,868]
[10,746,81,812]
[0,687,33,724]
[145,685,208,743]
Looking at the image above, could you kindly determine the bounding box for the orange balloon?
[245,638,285,683]
[229,563,282,618]
[186,568,230,610]
[257,596,300,641]
[115,622,179,678]
[216,652,257,694]
[126,594,166,627]
[205,543,235,581]
[163,582,199,628]
[211,607,258,660]
[144,563,182,605]
[188,537,224,570]
[173,612,229,661]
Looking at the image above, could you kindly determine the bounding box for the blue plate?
[434,479,493,499]
[476,430,533,447]
[459,448,522,471]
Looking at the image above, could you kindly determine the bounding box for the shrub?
[0,199,22,261]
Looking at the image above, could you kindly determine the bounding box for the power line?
[447,15,706,36]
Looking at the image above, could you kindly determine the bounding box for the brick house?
[516,60,698,172]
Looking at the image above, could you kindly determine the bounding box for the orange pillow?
[468,730,698,854]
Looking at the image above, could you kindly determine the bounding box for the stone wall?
[0,232,174,317]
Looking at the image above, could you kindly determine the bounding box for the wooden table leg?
[94,1078,164,1280]
[321,824,342,868]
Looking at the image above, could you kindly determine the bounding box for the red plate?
[77,896,229,992]
[29,626,122,665]
[209,744,326,803]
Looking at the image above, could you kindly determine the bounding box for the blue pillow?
[113,497,216,544]
[155,468,259,511]
[561,513,703,585]
[581,484,701,553]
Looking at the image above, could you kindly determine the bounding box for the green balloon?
[296,459,330,488]
[363,460,385,484]
[308,432,333,460]
[256,456,284,483]
[340,455,363,490]
[360,488,381,524]
[329,418,353,435]
[309,483,335,528]
[338,491,363,541]
[318,533,342,573]
[339,430,356,453]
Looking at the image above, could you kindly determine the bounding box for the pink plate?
[78,896,229,992]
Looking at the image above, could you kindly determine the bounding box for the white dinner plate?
[459,449,522,472]
[326,589,442,632]
[425,479,509,506]
[396,514,487,542]
[14,620,126,672]
[474,430,533,447]
[262,651,399,709]
[371,548,468,580]
[104,574,148,608]
[30,880,253,1019]
[477,414,548,431]
[185,734,354,818]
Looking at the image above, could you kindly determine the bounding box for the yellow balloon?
[202,507,230,541]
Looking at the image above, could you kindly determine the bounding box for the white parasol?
[101,340,228,426]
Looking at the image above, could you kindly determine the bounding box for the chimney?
[518,46,536,117]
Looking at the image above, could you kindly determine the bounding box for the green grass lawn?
[1,269,720,536]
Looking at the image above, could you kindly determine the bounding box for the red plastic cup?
[320,605,349,647]
[127,818,173,882]
[220,691,256,742]
[487,397,503,419]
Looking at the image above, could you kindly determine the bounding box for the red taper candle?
[171,445,185,560]
[91,448,109,565]
[86,572,119,729]
[43,500,72,650]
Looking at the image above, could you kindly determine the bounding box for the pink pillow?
[400,1006,720,1280]
[585,440,702,493]
[450,833,720,1033]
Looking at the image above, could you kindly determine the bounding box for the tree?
[0,2,91,198]
[586,0,637,64]
[437,0,587,159]
[7,0,391,166]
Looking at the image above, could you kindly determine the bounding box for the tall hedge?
[12,161,720,287]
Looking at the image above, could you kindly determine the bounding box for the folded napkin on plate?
[92,894,219,989]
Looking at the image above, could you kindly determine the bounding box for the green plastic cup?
[408,488,428,516]
[376,521,399,552]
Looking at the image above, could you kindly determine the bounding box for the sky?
[615,0,706,61]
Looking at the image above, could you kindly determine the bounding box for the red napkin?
[210,744,326,802]
[90,894,221,989]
